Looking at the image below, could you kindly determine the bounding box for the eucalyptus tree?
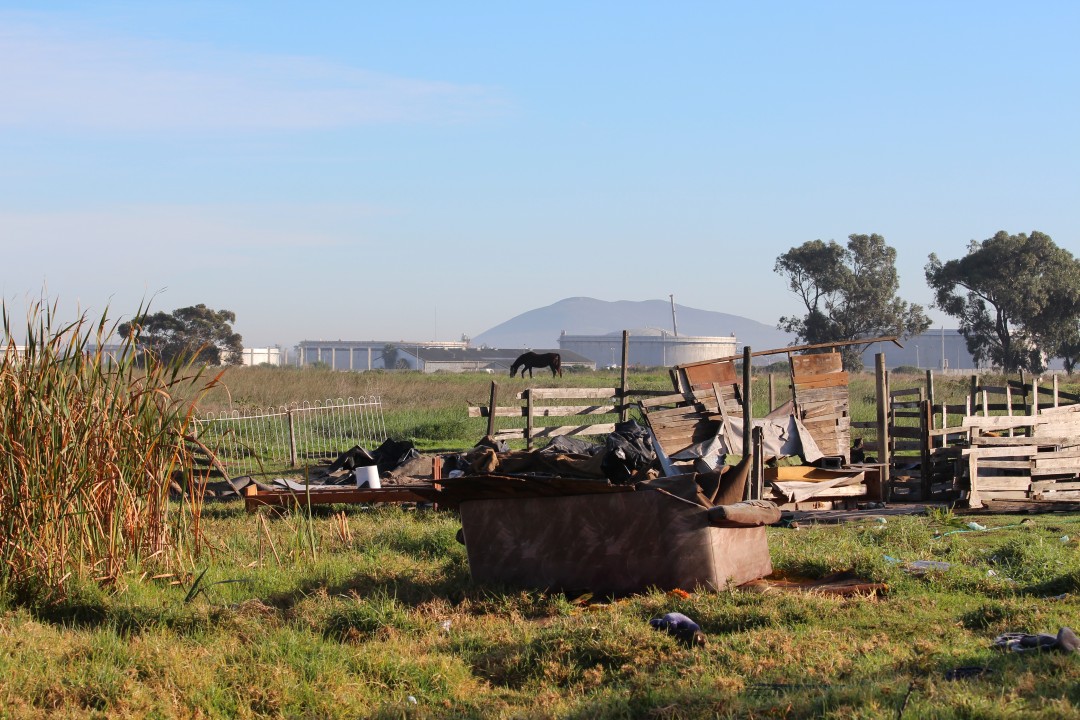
[925,231,1080,373]
[119,304,244,366]
[775,233,931,371]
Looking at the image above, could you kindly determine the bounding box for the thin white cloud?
[0,14,503,130]
[0,203,384,256]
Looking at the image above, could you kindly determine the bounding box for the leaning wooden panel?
[791,352,851,462]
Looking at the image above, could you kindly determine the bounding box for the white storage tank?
[559,328,737,368]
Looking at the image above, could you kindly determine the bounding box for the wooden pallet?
[243,483,437,512]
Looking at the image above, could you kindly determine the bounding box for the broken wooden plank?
[977,477,1033,492]
[964,416,1047,431]
[792,376,848,391]
[1032,457,1080,471]
[1033,490,1080,501]
[962,446,1040,459]
[972,436,1067,447]
[524,388,618,400]
[790,353,843,376]
[980,490,1032,501]
[682,360,738,388]
[1032,480,1080,491]
[977,460,1032,470]
[530,423,617,439]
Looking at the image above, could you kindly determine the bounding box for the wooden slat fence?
[962,399,1080,507]
[468,385,669,448]
[638,385,741,457]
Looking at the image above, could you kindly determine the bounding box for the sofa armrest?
[707,500,781,528]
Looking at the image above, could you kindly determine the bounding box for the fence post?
[486,381,498,438]
[619,330,630,422]
[742,346,752,452]
[875,353,890,490]
[751,425,764,501]
[742,346,753,503]
[925,369,935,450]
[768,373,775,413]
[287,408,298,467]
[525,388,534,450]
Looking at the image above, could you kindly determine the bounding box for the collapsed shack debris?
[440,421,655,486]
[638,337,906,510]
[180,438,440,509]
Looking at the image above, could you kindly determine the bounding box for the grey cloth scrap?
[994,627,1079,653]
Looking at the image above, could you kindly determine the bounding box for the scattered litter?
[407,696,418,705]
[667,588,692,600]
[939,522,1026,538]
[439,620,452,633]
[1048,593,1070,601]
[884,555,951,575]
[650,612,707,647]
[994,627,1079,653]
[1062,536,1070,543]
[749,681,835,693]
[905,560,951,575]
[874,517,888,525]
[945,666,994,681]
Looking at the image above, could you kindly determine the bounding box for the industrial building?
[291,340,594,373]
[858,329,978,371]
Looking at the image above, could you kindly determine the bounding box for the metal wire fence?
[192,396,387,479]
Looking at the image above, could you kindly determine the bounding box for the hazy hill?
[473,297,794,351]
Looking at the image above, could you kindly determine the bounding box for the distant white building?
[859,329,977,371]
[291,340,594,373]
[293,340,469,370]
[241,347,286,367]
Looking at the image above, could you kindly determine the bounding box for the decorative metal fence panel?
[192,396,386,479]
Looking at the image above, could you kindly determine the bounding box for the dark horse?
[510,351,562,378]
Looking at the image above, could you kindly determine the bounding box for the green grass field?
[1,505,1078,718]
[3,364,1079,718]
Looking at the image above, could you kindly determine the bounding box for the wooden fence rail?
[468,383,669,448]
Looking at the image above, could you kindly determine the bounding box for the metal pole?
[619,330,630,422]
[742,345,752,458]
[669,294,678,337]
[287,408,297,467]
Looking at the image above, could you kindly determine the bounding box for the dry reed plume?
[0,301,221,602]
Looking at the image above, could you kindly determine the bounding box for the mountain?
[472,297,794,351]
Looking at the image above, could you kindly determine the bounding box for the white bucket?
[355,465,381,489]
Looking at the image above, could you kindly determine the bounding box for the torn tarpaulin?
[670,401,824,470]
[601,419,657,484]
[995,628,1079,653]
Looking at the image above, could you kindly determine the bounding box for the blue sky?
[2,1,1077,348]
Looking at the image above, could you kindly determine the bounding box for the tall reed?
[0,301,221,602]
